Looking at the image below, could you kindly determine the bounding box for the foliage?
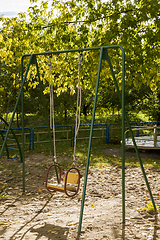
[0,193,9,199]
[0,0,159,121]
[140,202,159,212]
[32,137,160,170]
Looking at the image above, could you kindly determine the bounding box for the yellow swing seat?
[47,183,77,192]
[47,171,79,192]
[46,165,81,197]
[64,171,79,184]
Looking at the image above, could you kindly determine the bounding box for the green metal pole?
[21,56,25,192]
[124,119,157,211]
[21,46,122,58]
[103,48,126,221]
[106,50,156,212]
[0,131,9,158]
[121,49,125,223]
[0,116,22,162]
[0,55,33,160]
[78,47,103,234]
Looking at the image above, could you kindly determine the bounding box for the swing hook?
[72,156,77,167]
[48,55,52,66]
[78,48,83,65]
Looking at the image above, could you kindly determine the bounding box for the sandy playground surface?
[0,148,160,240]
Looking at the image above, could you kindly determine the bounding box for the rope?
[73,52,83,165]
[49,56,56,163]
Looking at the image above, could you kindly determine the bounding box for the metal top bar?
[125,126,158,133]
[22,45,124,58]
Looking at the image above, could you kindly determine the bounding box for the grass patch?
[1,111,157,171]
[30,139,160,170]
[140,202,159,213]
[1,138,159,172]
[0,164,5,170]
[0,193,9,199]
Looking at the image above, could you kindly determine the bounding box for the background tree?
[0,0,159,123]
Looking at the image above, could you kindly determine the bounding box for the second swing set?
[45,52,83,197]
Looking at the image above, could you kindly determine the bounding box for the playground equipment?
[0,45,157,234]
[0,116,22,162]
[32,125,73,149]
[45,53,82,197]
[46,164,81,197]
[107,122,137,144]
[125,125,160,149]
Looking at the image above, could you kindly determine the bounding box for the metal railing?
[72,123,107,146]
[107,122,137,143]
[1,121,159,151]
[32,125,72,149]
[0,127,31,150]
[125,126,160,148]
[137,121,160,137]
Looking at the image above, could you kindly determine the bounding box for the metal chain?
[49,56,56,163]
[73,52,83,165]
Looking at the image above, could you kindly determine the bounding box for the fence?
[125,126,160,148]
[32,125,72,149]
[72,123,107,146]
[136,121,160,137]
[107,122,137,144]
[1,121,160,151]
[0,127,31,150]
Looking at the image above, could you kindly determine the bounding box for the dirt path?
[0,152,160,239]
[102,147,160,160]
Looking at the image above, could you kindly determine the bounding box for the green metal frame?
[0,130,9,158]
[0,45,156,233]
[0,116,22,162]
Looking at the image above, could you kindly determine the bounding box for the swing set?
[0,45,157,234]
[45,53,82,197]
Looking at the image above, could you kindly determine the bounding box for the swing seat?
[63,171,79,184]
[47,183,77,192]
[47,171,79,192]
[46,165,81,197]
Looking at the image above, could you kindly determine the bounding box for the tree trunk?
[83,104,90,119]
[157,92,160,125]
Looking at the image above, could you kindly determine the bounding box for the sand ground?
[0,149,160,239]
